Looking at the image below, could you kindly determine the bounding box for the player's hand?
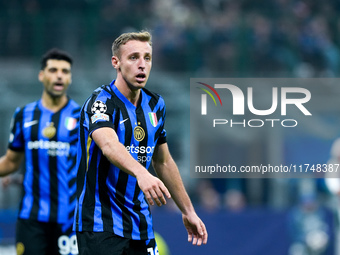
[136,172,171,206]
[1,176,11,189]
[1,175,23,188]
[182,213,208,246]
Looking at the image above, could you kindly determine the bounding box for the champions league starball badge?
[91,100,107,114]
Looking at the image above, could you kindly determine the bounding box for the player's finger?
[187,230,193,243]
[202,224,208,245]
[154,187,167,205]
[196,222,204,236]
[149,189,162,206]
[192,234,198,245]
[159,182,171,199]
[145,191,154,206]
[196,236,203,246]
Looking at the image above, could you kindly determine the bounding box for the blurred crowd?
[1,0,340,77]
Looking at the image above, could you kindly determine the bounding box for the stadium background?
[1,0,340,254]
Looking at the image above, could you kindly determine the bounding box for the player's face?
[39,59,72,98]
[113,40,152,91]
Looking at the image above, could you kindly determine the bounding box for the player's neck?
[114,79,141,106]
[41,91,68,112]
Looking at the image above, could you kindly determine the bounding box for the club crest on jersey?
[42,122,56,138]
[134,125,145,142]
[148,112,158,127]
[91,100,107,114]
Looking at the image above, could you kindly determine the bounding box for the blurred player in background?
[74,31,208,255]
[0,48,80,255]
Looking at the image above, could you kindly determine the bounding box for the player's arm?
[152,142,208,246]
[0,149,24,177]
[91,127,171,206]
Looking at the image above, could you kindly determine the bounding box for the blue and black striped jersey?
[8,98,80,228]
[74,80,167,240]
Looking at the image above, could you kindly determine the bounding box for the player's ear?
[111,56,119,69]
[38,70,44,82]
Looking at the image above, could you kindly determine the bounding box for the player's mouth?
[136,73,146,83]
[53,82,64,91]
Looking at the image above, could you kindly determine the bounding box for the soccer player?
[74,31,208,254]
[0,48,80,255]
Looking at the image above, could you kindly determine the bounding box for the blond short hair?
[112,31,152,58]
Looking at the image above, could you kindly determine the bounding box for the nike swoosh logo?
[120,118,129,124]
[24,120,38,128]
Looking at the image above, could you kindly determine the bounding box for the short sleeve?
[8,107,25,151]
[84,93,115,137]
[156,100,167,145]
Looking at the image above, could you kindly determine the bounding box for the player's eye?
[130,55,137,60]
